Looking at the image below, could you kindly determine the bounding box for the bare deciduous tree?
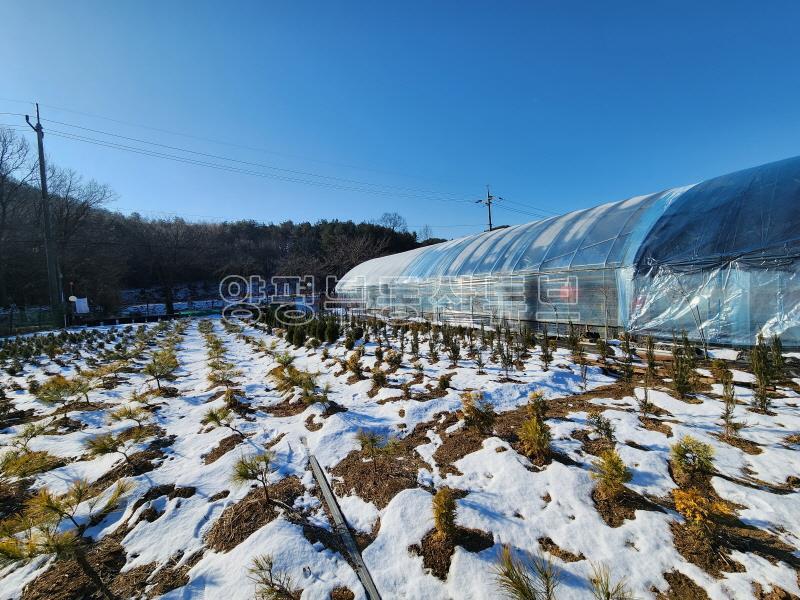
[377,212,407,232]
[0,128,35,305]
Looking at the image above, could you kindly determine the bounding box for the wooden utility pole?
[475,185,502,231]
[25,104,62,322]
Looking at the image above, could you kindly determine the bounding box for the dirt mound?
[204,476,305,552]
[202,433,243,464]
[22,535,126,600]
[409,527,494,580]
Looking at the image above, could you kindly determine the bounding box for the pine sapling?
[203,406,245,437]
[519,415,551,462]
[494,544,561,600]
[232,452,275,507]
[670,435,714,482]
[432,487,457,541]
[248,554,300,600]
[589,562,636,600]
[591,449,632,500]
[461,391,496,434]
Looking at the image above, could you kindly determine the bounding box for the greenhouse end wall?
[336,156,800,346]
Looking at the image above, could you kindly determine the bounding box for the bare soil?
[640,416,673,437]
[204,476,305,552]
[654,570,710,599]
[331,432,429,508]
[716,433,763,455]
[537,536,585,562]
[22,535,126,600]
[202,433,243,464]
[408,527,494,580]
[592,486,664,528]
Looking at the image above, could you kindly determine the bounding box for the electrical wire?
[2,98,562,218]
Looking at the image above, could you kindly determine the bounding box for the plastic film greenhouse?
[336,156,800,346]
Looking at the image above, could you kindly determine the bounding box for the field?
[1,317,799,600]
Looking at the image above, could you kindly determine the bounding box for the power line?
[41,117,480,202]
[1,96,483,194]
[2,98,562,219]
[46,128,492,205]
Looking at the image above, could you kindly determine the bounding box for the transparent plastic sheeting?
[627,265,800,346]
[337,156,800,346]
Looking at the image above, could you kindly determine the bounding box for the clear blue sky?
[2,1,799,239]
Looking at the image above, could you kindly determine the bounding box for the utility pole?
[475,185,502,231]
[26,104,63,324]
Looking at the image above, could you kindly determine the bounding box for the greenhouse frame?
[336,156,800,346]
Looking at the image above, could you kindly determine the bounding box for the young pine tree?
[432,487,457,541]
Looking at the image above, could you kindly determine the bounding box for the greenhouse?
[336,156,800,346]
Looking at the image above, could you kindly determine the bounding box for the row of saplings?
[0,322,190,600]
[0,322,184,480]
[424,389,728,599]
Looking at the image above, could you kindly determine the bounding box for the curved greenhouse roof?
[339,155,800,287]
[338,156,800,346]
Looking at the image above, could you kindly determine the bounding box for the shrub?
[670,435,714,480]
[36,375,74,415]
[539,327,552,371]
[109,405,150,428]
[596,338,610,364]
[143,349,178,390]
[385,350,402,369]
[437,373,454,391]
[720,374,744,438]
[519,416,551,462]
[673,488,731,533]
[771,334,785,381]
[461,391,496,434]
[371,367,387,389]
[343,337,355,351]
[644,335,657,382]
[275,352,294,367]
[670,332,695,398]
[345,353,363,378]
[591,449,631,499]
[494,544,560,600]
[203,406,245,437]
[432,487,457,541]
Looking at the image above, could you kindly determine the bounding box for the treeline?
[0,127,428,314]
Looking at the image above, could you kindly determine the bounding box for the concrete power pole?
[26,104,63,323]
[475,185,502,231]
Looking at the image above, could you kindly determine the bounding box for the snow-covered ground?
[1,317,798,599]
